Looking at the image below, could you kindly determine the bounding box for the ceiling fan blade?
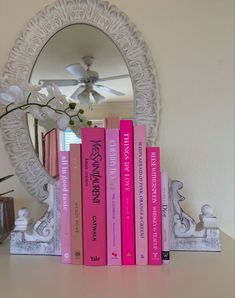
[97,74,130,82]
[66,63,88,81]
[95,84,125,96]
[91,90,105,104]
[39,79,78,87]
[70,85,86,100]
[77,90,90,108]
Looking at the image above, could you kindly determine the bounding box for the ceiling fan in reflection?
[39,56,129,108]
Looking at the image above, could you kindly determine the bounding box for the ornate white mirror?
[1,0,160,255]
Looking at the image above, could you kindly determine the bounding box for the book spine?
[106,129,122,265]
[58,130,71,264]
[81,128,107,266]
[134,124,148,265]
[161,172,170,264]
[120,120,135,265]
[70,144,83,265]
[147,147,162,265]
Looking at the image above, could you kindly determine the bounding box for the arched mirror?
[1,0,160,255]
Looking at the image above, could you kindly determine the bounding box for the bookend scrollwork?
[168,180,221,252]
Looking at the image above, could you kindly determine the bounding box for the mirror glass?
[28,24,134,175]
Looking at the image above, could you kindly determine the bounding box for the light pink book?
[106,129,122,265]
[134,124,148,265]
[161,172,170,264]
[147,147,162,265]
[70,144,83,265]
[120,120,135,265]
[81,127,107,266]
[58,130,71,264]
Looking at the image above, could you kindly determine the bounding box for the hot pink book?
[161,172,170,264]
[134,124,148,265]
[106,129,122,265]
[147,147,162,265]
[70,144,83,265]
[81,127,107,266]
[120,120,135,265]
[58,130,72,264]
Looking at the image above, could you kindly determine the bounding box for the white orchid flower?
[29,106,45,121]
[8,86,25,103]
[0,85,25,106]
[19,81,46,104]
[57,114,70,130]
[47,84,67,105]
[0,78,91,131]
[0,92,13,105]
[41,106,61,121]
[30,84,42,92]
[13,108,28,119]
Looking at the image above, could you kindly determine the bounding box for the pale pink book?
[106,129,121,265]
[161,172,170,264]
[147,147,162,265]
[58,130,71,264]
[70,144,83,265]
[81,127,107,266]
[120,120,135,265]
[134,124,148,265]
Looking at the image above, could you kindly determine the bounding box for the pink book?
[134,124,148,265]
[161,172,170,264]
[70,144,83,265]
[147,147,162,265]
[106,129,121,265]
[81,127,107,266]
[120,120,135,265]
[58,130,72,264]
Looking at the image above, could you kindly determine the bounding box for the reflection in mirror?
[29,24,134,174]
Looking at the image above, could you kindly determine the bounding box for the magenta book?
[120,120,135,265]
[147,147,162,265]
[161,172,170,264]
[70,144,83,265]
[134,124,148,265]
[81,127,107,266]
[106,129,122,265]
[58,130,72,264]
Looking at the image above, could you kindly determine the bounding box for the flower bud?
[69,119,75,125]
[69,102,76,110]
[87,120,92,126]
[78,108,84,114]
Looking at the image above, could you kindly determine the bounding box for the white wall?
[0,0,234,238]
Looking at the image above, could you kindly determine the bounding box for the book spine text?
[147,147,162,265]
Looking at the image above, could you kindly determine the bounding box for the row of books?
[58,120,170,266]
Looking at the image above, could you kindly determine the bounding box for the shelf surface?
[0,233,234,298]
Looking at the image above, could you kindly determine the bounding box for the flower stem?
[46,97,55,105]
[6,103,14,112]
[27,92,31,104]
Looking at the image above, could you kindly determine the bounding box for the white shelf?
[0,233,234,298]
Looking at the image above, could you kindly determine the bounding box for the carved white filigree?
[169,180,221,251]
[1,0,160,255]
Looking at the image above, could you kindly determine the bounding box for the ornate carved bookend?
[169,179,221,251]
[10,182,61,255]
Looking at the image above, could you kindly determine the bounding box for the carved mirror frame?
[1,0,160,255]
